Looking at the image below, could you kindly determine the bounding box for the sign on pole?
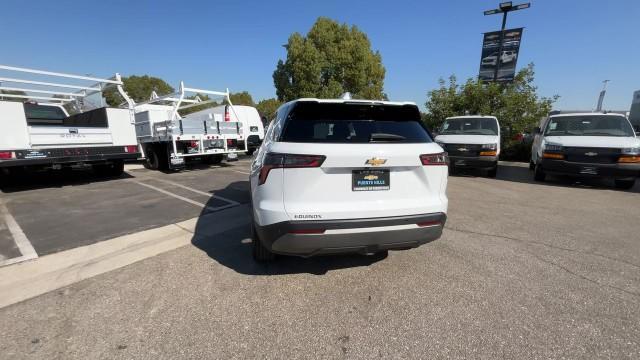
[478,27,524,82]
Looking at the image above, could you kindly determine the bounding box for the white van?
[435,116,500,177]
[531,112,640,189]
[187,105,264,155]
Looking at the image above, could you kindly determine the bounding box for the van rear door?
[25,104,113,147]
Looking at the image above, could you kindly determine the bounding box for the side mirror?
[636,131,640,137]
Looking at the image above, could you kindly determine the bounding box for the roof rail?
[0,64,132,108]
[129,81,237,121]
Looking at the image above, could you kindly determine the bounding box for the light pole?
[484,1,531,82]
[596,80,610,112]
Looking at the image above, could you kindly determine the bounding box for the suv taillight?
[258,153,326,185]
[420,153,448,166]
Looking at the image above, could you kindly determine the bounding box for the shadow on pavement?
[0,167,134,193]
[190,181,387,276]
[454,162,640,193]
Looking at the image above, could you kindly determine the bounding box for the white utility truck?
[187,105,264,155]
[131,83,247,171]
[0,64,139,178]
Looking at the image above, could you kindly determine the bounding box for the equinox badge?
[365,157,387,166]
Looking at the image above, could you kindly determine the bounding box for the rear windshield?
[545,115,634,137]
[440,117,498,136]
[24,103,66,126]
[280,102,431,143]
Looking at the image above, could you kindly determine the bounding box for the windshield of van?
[280,102,432,143]
[544,115,634,137]
[439,117,498,135]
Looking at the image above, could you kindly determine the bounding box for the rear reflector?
[420,153,448,166]
[258,153,326,185]
[542,152,564,160]
[288,229,326,234]
[417,220,442,227]
[619,155,640,163]
[124,145,138,153]
[0,151,14,159]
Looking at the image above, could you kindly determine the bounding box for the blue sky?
[2,0,639,111]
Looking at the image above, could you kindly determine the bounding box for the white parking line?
[0,200,38,267]
[151,178,240,205]
[131,180,238,213]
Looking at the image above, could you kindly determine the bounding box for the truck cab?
[434,116,500,177]
[531,112,640,189]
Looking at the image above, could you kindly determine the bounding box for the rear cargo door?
[276,102,448,220]
[25,105,113,147]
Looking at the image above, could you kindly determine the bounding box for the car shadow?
[457,162,640,193]
[0,167,134,193]
[190,181,388,276]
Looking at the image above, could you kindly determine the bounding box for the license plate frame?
[352,169,390,191]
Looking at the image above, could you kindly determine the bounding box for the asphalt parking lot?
[1,160,639,359]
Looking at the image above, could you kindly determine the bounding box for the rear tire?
[529,160,535,171]
[252,224,275,262]
[614,179,635,190]
[246,148,255,156]
[487,166,497,178]
[203,154,224,165]
[533,163,546,182]
[144,146,160,170]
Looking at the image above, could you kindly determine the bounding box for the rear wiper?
[369,133,406,142]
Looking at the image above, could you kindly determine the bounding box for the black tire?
[448,164,456,176]
[614,179,636,190]
[533,163,546,182]
[529,160,535,171]
[251,224,275,262]
[144,146,160,170]
[487,166,498,178]
[203,154,224,165]
[246,148,255,156]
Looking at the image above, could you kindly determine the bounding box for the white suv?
[249,98,449,261]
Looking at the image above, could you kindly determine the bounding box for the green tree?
[0,90,27,102]
[226,91,255,106]
[424,64,558,160]
[103,75,174,106]
[273,17,386,101]
[255,98,282,120]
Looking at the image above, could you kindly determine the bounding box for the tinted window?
[545,115,634,137]
[440,117,498,136]
[280,102,431,143]
[24,104,66,126]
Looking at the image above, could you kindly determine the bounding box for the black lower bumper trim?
[0,152,139,168]
[255,212,447,257]
[449,155,498,169]
[540,159,640,179]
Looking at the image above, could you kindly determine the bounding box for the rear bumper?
[0,146,139,168]
[255,212,447,257]
[540,159,640,179]
[449,155,498,169]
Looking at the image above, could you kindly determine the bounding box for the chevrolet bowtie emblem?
[363,174,379,180]
[365,157,387,166]
[585,152,598,156]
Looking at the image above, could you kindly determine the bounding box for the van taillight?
[420,153,448,166]
[124,145,138,153]
[258,153,326,185]
[0,151,14,159]
[224,106,230,122]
